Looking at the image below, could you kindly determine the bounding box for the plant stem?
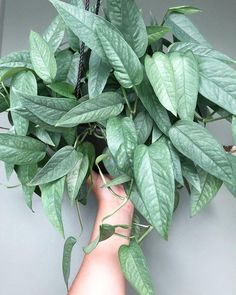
[121,87,133,116]
[138,225,154,244]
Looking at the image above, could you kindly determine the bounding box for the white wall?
[1,1,236,295]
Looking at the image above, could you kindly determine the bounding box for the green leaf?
[198,57,236,115]
[169,42,236,64]
[10,71,37,136]
[5,162,14,180]
[66,153,89,205]
[191,167,222,216]
[103,174,131,188]
[40,177,65,237]
[31,126,55,146]
[147,25,170,45]
[145,52,177,116]
[167,140,184,185]
[55,49,73,82]
[62,236,77,291]
[56,92,124,127]
[152,126,162,143]
[169,120,234,184]
[232,116,236,144]
[29,31,57,83]
[134,141,175,239]
[106,0,148,57]
[43,15,65,53]
[96,25,143,88]
[119,241,154,295]
[16,164,38,210]
[30,146,79,185]
[135,74,171,135]
[0,134,46,165]
[66,52,80,87]
[103,149,122,178]
[169,51,199,120]
[167,5,202,15]
[106,117,137,176]
[134,111,153,144]
[47,82,76,99]
[165,13,210,46]
[0,50,32,69]
[181,156,201,192]
[88,51,111,99]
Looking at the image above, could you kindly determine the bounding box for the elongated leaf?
[47,82,76,99]
[55,49,73,82]
[5,162,14,180]
[145,53,177,116]
[165,13,210,46]
[169,51,199,120]
[136,75,171,135]
[169,120,234,183]
[10,71,37,136]
[63,236,77,290]
[56,92,124,127]
[134,141,175,239]
[199,57,236,115]
[134,111,153,144]
[106,0,148,57]
[169,42,236,64]
[40,177,65,237]
[0,134,46,165]
[0,50,32,69]
[96,25,143,88]
[103,174,131,188]
[147,25,170,45]
[66,153,89,205]
[106,117,137,176]
[103,149,122,178]
[43,15,65,52]
[167,140,184,185]
[31,126,55,146]
[30,146,79,185]
[152,126,162,143]
[16,164,38,210]
[119,241,154,295]
[191,167,222,216]
[14,90,77,126]
[232,116,236,144]
[167,5,202,15]
[181,156,201,192]
[88,51,111,99]
[30,31,57,83]
[66,52,80,87]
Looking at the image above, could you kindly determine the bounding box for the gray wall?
[0,1,236,295]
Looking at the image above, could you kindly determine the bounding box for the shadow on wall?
[0,0,5,55]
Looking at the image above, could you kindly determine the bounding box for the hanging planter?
[0,0,236,294]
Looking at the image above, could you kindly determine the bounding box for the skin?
[69,172,134,295]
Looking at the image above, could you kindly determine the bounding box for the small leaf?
[181,157,201,192]
[191,167,222,216]
[29,31,57,83]
[167,140,184,185]
[40,177,65,237]
[56,92,124,127]
[62,236,77,290]
[30,146,80,185]
[43,15,65,53]
[134,141,175,239]
[134,111,153,144]
[169,120,234,184]
[167,5,202,15]
[47,82,76,99]
[0,134,46,165]
[145,53,177,116]
[147,25,170,45]
[31,126,55,146]
[55,49,73,82]
[119,241,154,295]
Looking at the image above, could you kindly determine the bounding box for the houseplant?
[0,0,236,293]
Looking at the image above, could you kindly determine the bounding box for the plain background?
[0,0,236,294]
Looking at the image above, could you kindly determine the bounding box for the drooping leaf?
[43,15,65,53]
[0,50,33,69]
[56,92,124,127]
[96,25,143,88]
[169,120,234,184]
[135,74,171,135]
[103,174,131,188]
[88,51,111,99]
[103,148,122,178]
[152,126,162,143]
[66,52,80,87]
[31,126,55,146]
[106,0,148,57]
[106,117,137,176]
[119,241,154,295]
[169,42,236,64]
[167,5,202,15]
[0,134,46,165]
[146,25,170,45]
[181,156,201,192]
[165,13,210,46]
[47,82,76,99]
[40,176,65,237]
[66,153,89,205]
[5,162,14,180]
[198,57,236,115]
[62,236,77,290]
[30,146,79,185]
[145,53,177,116]
[191,167,223,216]
[134,141,175,239]
[167,140,184,185]
[169,51,199,120]
[29,31,57,83]
[10,71,37,136]
[134,111,153,144]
